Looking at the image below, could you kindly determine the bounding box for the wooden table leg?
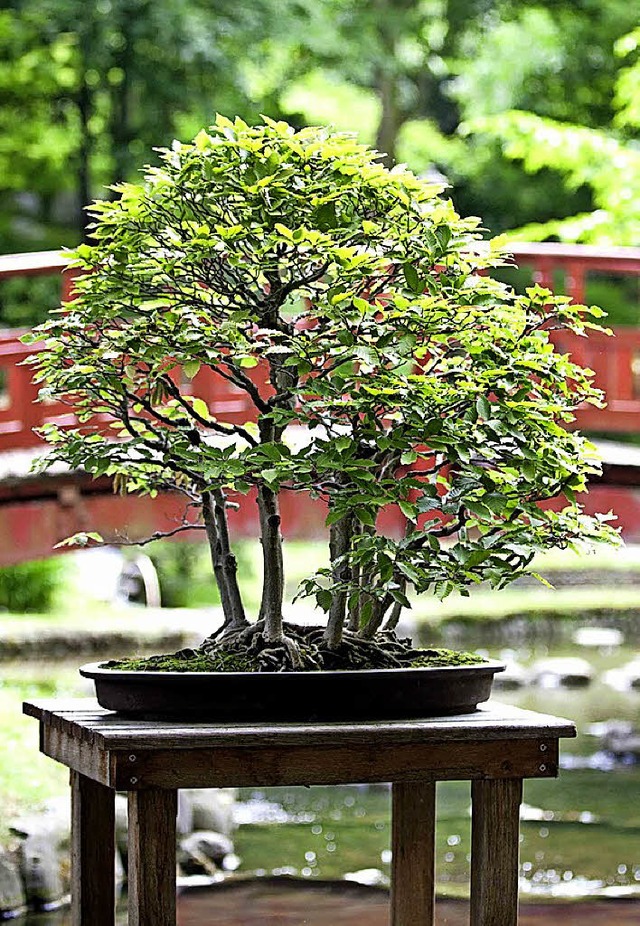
[70,771,116,926]
[390,781,436,926]
[127,789,177,926]
[470,778,523,926]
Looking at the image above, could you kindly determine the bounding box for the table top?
[24,698,576,751]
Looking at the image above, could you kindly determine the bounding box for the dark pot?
[79,660,505,721]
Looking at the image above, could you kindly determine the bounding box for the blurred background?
[1,1,640,923]
[1,0,639,267]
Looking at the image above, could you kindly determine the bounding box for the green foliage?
[2,0,639,254]
[0,9,79,197]
[472,109,640,245]
[0,274,62,328]
[29,117,619,640]
[469,27,640,245]
[0,558,65,613]
[146,540,256,609]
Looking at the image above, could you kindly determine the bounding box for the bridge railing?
[509,243,640,433]
[1,242,639,450]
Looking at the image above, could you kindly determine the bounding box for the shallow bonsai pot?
[80,661,505,721]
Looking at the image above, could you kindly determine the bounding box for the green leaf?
[476,396,491,419]
[316,589,333,612]
[316,203,337,228]
[191,398,210,420]
[531,571,555,590]
[402,263,423,294]
[183,360,201,379]
[398,500,417,520]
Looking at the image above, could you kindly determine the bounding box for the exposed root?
[108,623,486,673]
[198,623,427,671]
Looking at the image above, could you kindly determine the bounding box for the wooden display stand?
[24,699,575,926]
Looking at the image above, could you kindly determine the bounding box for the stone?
[114,793,129,862]
[178,831,235,876]
[493,660,528,689]
[177,790,195,836]
[0,848,26,917]
[531,656,593,688]
[10,796,72,909]
[588,720,640,760]
[572,626,623,649]
[17,832,66,908]
[181,788,237,836]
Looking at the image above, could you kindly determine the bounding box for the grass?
[526,545,640,573]
[411,585,640,627]
[0,665,83,845]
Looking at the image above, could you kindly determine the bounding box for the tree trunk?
[109,0,134,187]
[257,484,285,642]
[375,66,403,167]
[358,594,392,640]
[202,491,246,628]
[324,512,354,648]
[77,70,93,242]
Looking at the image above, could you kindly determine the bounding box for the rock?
[177,791,195,836]
[603,659,640,692]
[181,789,237,836]
[17,832,66,908]
[10,796,70,840]
[115,789,235,877]
[10,797,72,909]
[178,831,235,875]
[493,660,528,689]
[572,627,623,649]
[344,868,388,887]
[531,656,593,688]
[588,720,640,760]
[0,848,26,917]
[114,793,129,863]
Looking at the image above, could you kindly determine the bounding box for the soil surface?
[176,879,640,925]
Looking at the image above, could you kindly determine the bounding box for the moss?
[104,641,486,673]
[103,648,255,673]
[410,648,487,668]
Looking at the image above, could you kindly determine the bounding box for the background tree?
[2,0,639,325]
[467,26,640,246]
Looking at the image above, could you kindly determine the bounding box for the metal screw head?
[539,744,547,752]
[129,755,137,762]
[130,777,138,784]
[539,764,547,773]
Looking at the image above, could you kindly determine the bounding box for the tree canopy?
[28,118,618,664]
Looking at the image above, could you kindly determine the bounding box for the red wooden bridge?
[1,243,640,564]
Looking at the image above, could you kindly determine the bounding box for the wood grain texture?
[23,699,577,748]
[470,778,523,926]
[70,772,115,926]
[44,725,111,785]
[391,781,436,926]
[112,739,557,789]
[127,789,177,926]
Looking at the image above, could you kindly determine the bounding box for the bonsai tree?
[26,116,617,671]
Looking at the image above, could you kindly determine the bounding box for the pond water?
[11,614,640,924]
